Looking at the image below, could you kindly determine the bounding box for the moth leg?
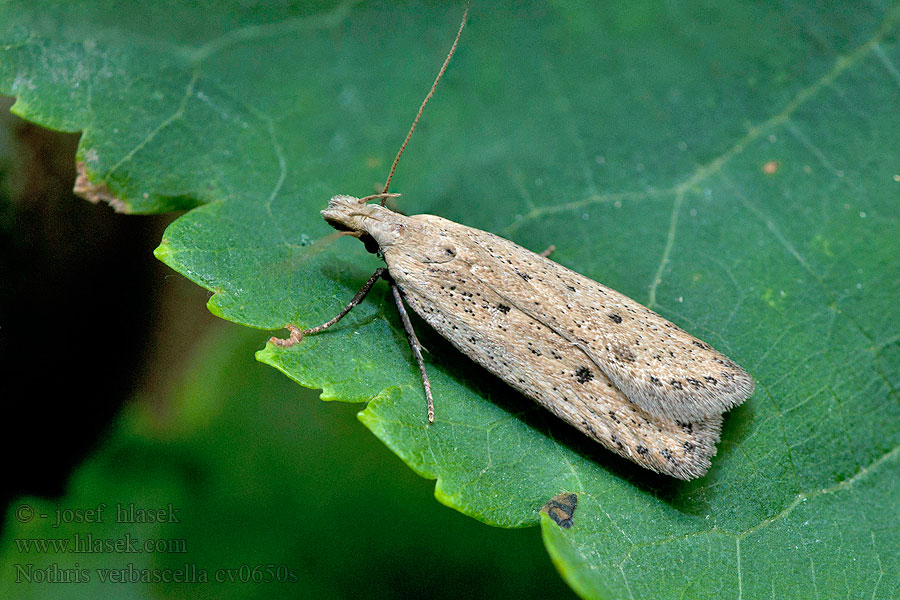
[389,281,435,424]
[269,267,387,348]
[539,244,556,258]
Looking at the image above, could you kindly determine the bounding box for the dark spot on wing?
[636,445,649,456]
[613,346,636,363]
[575,367,594,383]
[497,303,511,313]
[608,313,623,324]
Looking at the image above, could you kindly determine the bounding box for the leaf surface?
[2,2,899,597]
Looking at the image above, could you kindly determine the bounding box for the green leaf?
[3,2,900,598]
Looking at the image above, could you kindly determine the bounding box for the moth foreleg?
[269,267,387,348]
[389,281,435,424]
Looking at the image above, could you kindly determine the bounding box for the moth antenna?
[380,0,470,204]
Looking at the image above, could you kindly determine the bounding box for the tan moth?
[272,3,754,480]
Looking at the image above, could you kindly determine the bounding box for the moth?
[272,4,754,480]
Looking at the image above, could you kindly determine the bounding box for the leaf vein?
[107,69,200,177]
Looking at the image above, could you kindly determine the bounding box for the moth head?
[321,195,405,253]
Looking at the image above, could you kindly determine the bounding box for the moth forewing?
[323,200,729,479]
[448,225,756,423]
[396,264,726,480]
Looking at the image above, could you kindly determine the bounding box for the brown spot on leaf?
[541,493,578,529]
[74,161,129,212]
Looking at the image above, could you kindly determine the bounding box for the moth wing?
[385,217,725,479]
[457,225,754,423]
